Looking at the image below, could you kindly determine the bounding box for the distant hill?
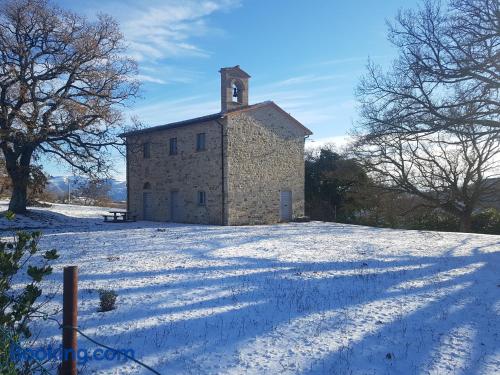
[47,176,126,202]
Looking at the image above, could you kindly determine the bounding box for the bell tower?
[220,65,251,113]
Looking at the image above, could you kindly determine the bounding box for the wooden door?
[280,191,292,222]
[143,192,153,220]
[170,191,182,222]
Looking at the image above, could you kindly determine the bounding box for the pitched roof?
[119,112,223,137]
[235,101,313,136]
[219,65,251,78]
[119,101,312,137]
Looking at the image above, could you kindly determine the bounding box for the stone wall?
[126,120,223,224]
[225,106,306,225]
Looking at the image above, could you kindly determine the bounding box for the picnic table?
[103,210,136,223]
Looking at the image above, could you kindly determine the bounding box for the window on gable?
[143,142,151,159]
[169,137,177,155]
[196,133,206,151]
[197,191,206,206]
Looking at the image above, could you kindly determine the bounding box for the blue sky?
[49,0,418,179]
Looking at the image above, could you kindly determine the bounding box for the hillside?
[47,176,127,202]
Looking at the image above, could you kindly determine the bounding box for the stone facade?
[123,66,312,225]
[224,106,307,225]
[126,120,224,224]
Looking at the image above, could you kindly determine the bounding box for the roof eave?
[119,100,313,138]
[119,113,223,138]
[226,101,312,136]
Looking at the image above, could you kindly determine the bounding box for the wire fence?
[3,314,161,375]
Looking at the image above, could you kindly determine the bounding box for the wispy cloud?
[137,65,203,85]
[269,74,346,87]
[306,135,353,151]
[77,0,240,84]
[311,55,393,67]
[131,95,219,125]
[252,72,357,131]
[136,74,167,85]
[120,0,240,63]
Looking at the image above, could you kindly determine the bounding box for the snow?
[2,202,499,374]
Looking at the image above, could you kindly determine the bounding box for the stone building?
[121,66,312,225]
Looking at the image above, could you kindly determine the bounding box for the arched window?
[231,79,243,103]
[143,182,151,190]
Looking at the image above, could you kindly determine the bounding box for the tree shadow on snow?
[51,227,500,374]
[55,235,500,374]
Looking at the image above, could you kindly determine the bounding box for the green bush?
[407,211,460,232]
[0,211,59,374]
[0,332,16,375]
[472,209,500,234]
[98,289,118,312]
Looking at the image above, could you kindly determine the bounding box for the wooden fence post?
[61,266,78,375]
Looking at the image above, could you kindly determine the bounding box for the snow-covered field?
[2,202,499,374]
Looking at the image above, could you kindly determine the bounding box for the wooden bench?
[103,211,137,223]
[102,214,115,222]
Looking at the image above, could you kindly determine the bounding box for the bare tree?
[0,158,9,196]
[353,126,500,232]
[358,0,499,137]
[75,178,111,206]
[26,164,48,204]
[0,0,139,213]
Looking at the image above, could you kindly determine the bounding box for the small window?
[197,191,206,206]
[143,142,151,158]
[196,133,206,151]
[143,182,151,189]
[169,137,177,155]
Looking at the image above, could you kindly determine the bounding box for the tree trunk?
[459,213,472,233]
[4,148,34,214]
[9,176,29,213]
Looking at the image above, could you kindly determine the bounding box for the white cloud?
[75,0,240,83]
[136,74,167,84]
[136,65,203,85]
[119,0,241,62]
[253,74,356,131]
[130,95,219,125]
[305,135,353,150]
[269,74,346,87]
[311,55,393,67]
